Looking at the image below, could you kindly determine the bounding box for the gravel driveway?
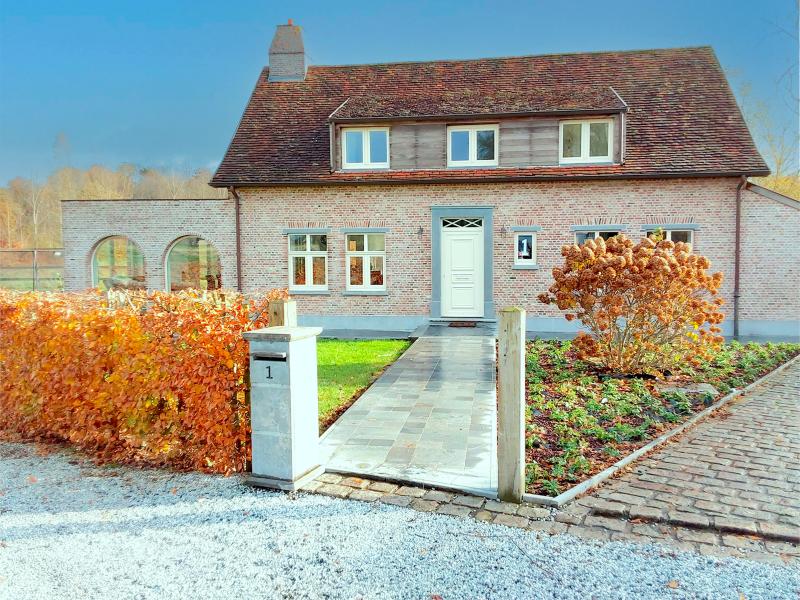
[0,442,797,600]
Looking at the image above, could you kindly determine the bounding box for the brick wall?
[739,188,800,330]
[60,179,799,336]
[239,177,745,330]
[61,199,238,291]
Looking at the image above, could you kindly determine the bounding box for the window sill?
[558,160,615,166]
[343,290,388,296]
[512,264,540,270]
[340,166,390,172]
[289,289,330,296]
[446,163,499,169]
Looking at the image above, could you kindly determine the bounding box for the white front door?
[441,218,484,318]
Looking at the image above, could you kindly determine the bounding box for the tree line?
[0,165,226,249]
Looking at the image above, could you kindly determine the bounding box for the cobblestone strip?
[582,361,800,541]
[302,473,800,567]
[577,496,800,542]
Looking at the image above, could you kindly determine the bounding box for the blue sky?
[0,0,797,185]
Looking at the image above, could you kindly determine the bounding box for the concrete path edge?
[523,353,800,508]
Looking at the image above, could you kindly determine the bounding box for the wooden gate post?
[497,307,526,503]
[269,298,297,327]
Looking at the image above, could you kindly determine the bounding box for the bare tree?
[0,188,22,248]
[7,178,49,247]
[735,79,800,199]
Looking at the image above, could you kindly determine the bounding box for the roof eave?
[210,168,771,188]
[328,106,627,124]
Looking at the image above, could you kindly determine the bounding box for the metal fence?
[0,249,65,291]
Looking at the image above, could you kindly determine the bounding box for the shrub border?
[523,353,800,508]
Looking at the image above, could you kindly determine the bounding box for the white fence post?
[497,307,526,503]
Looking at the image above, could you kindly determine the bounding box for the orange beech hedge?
[0,288,287,473]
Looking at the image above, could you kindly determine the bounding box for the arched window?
[92,236,146,291]
[165,236,222,291]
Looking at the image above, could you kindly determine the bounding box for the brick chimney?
[268,20,306,82]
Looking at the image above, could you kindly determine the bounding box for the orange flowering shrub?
[0,287,287,473]
[538,235,725,374]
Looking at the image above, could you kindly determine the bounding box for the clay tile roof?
[211,46,769,187]
[329,85,627,121]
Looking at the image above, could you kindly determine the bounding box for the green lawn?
[317,339,410,431]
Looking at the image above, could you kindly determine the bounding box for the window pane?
[345,130,363,164]
[599,231,619,240]
[562,123,582,158]
[347,234,364,252]
[450,130,469,161]
[366,233,385,252]
[289,234,307,252]
[167,237,221,291]
[370,256,384,286]
[310,234,327,251]
[670,230,691,244]
[476,130,495,160]
[368,130,387,163]
[312,257,326,285]
[292,256,306,286]
[589,122,609,157]
[575,232,593,245]
[349,256,363,286]
[516,235,534,261]
[92,236,146,291]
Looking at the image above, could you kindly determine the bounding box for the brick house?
[62,21,800,338]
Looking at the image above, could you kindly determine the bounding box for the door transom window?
[442,218,483,228]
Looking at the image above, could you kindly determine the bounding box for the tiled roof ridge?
[302,45,714,71]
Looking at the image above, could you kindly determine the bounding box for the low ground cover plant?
[525,339,799,496]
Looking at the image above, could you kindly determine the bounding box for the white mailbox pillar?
[243,325,324,491]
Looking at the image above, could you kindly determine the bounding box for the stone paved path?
[320,326,497,495]
[580,360,800,540]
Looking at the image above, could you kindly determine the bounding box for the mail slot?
[254,352,287,362]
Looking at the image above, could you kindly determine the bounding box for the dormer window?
[447,124,498,167]
[341,127,390,169]
[559,119,613,164]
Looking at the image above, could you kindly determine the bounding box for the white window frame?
[447,124,499,167]
[645,229,694,246]
[513,232,537,267]
[341,127,390,169]
[345,233,386,291]
[574,230,622,244]
[288,233,328,291]
[559,119,614,164]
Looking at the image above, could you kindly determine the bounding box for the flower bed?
[525,339,800,496]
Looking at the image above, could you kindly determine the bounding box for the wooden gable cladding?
[334,116,621,171]
[499,119,559,167]
[390,123,446,170]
